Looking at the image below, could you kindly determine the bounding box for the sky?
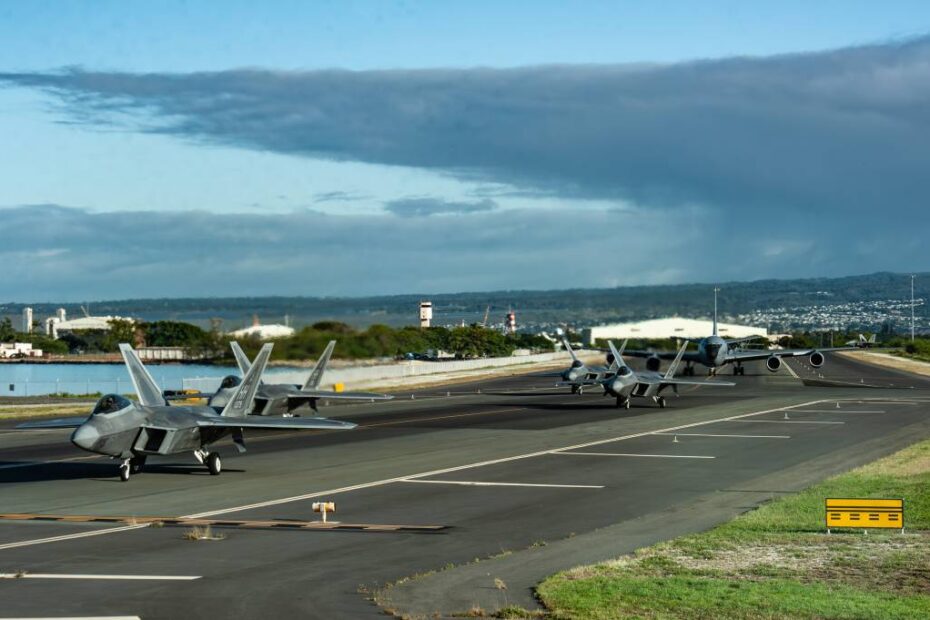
[2,1,930,301]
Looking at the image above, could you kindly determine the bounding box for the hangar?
[583,317,767,345]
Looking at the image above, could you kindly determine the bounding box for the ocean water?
[0,363,301,397]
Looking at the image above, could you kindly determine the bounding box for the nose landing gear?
[118,455,147,481]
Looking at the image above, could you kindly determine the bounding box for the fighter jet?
[623,288,856,376]
[16,343,356,482]
[845,334,878,348]
[551,334,616,394]
[600,340,734,409]
[210,340,393,416]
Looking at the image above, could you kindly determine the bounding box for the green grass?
[540,575,930,620]
[539,437,930,619]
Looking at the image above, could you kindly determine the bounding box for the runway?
[1,353,929,618]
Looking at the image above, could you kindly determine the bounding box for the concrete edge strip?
[652,433,790,439]
[400,480,604,489]
[0,573,200,580]
[553,452,715,459]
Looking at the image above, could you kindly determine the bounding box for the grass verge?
[538,437,930,619]
[0,405,90,420]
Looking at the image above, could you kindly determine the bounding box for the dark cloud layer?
[4,37,930,216]
[2,204,928,301]
[384,197,497,217]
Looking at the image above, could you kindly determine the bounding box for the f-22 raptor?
[17,343,356,482]
[214,340,393,416]
[553,334,616,394]
[600,340,734,409]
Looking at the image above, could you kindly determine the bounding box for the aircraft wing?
[196,416,357,431]
[295,389,393,401]
[17,416,89,429]
[622,350,703,362]
[725,346,854,363]
[660,379,736,388]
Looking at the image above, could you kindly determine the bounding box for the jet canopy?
[616,366,632,376]
[570,360,584,369]
[93,394,132,415]
[220,375,242,389]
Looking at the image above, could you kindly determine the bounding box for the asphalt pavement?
[1,352,929,619]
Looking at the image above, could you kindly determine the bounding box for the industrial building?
[583,317,767,345]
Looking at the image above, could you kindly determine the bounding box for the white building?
[22,307,33,334]
[230,315,295,340]
[419,301,433,328]
[583,317,767,345]
[54,316,131,332]
[0,342,43,358]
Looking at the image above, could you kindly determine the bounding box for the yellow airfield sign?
[825,498,904,531]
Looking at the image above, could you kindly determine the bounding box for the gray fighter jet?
[600,340,734,409]
[212,340,392,416]
[845,333,878,348]
[17,343,356,482]
[623,288,856,375]
[551,334,616,394]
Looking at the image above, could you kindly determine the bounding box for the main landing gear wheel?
[616,397,630,410]
[119,462,131,482]
[657,397,667,409]
[206,452,222,476]
[129,455,146,474]
[571,385,579,394]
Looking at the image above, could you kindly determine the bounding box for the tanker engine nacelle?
[765,355,782,372]
[809,351,825,368]
[646,355,662,372]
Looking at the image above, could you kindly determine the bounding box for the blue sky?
[1,2,929,300]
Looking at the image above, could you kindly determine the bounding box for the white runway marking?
[0,525,148,552]
[733,419,845,425]
[401,480,604,489]
[554,452,715,459]
[652,432,790,439]
[782,360,800,379]
[0,398,844,549]
[0,573,200,581]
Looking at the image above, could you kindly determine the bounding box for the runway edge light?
[313,501,336,523]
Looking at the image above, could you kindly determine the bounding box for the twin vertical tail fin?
[118,344,166,407]
[221,343,273,418]
[302,340,336,390]
[560,334,580,363]
[230,341,253,374]
[665,341,689,379]
[607,340,628,371]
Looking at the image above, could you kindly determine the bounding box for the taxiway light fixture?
[313,501,336,523]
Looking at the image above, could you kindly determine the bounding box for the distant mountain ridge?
[3,271,925,330]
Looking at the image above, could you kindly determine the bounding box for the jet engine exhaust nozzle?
[765,356,782,372]
[809,351,825,368]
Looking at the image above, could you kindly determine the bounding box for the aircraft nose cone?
[70,424,99,452]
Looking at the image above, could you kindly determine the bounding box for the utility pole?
[912,274,916,342]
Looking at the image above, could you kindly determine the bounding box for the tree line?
[0,317,554,361]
